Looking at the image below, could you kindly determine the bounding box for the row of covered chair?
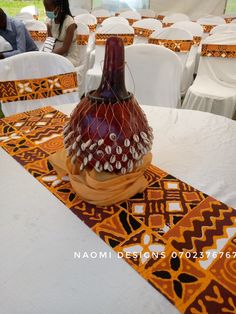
[1,11,236,119]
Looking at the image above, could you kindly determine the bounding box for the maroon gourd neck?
[88,37,132,103]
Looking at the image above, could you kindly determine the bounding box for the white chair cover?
[115,8,131,15]
[74,13,97,27]
[71,8,89,16]
[211,24,236,35]
[0,35,13,53]
[74,23,90,97]
[91,9,111,22]
[133,19,162,44]
[23,20,47,31]
[150,27,194,95]
[0,52,79,116]
[197,16,226,38]
[101,16,129,26]
[125,44,182,108]
[222,13,236,23]
[182,33,236,118]
[197,15,226,25]
[163,13,190,25]
[138,9,156,19]
[23,20,47,50]
[171,21,203,37]
[156,11,172,20]
[20,5,39,18]
[85,23,134,93]
[171,21,203,74]
[231,19,236,24]
[15,12,34,21]
[119,10,141,24]
[74,14,98,58]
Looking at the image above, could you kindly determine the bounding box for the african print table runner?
[0,106,236,314]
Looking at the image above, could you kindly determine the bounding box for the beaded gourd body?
[63,37,153,174]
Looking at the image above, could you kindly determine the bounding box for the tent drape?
[150,0,227,18]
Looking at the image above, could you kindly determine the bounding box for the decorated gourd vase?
[63,36,153,174]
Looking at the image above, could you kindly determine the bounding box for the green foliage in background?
[1,0,45,20]
[227,0,236,12]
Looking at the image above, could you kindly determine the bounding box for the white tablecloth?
[1,104,236,314]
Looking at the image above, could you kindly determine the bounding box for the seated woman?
[44,0,79,67]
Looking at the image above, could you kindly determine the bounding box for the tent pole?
[224,0,227,13]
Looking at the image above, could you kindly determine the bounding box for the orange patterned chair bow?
[201,24,216,33]
[201,44,236,58]
[224,17,236,23]
[0,72,78,103]
[88,24,97,32]
[156,15,165,21]
[127,18,138,25]
[29,30,47,42]
[95,33,134,46]
[148,38,194,52]
[96,16,108,24]
[76,34,89,45]
[162,22,174,28]
[193,36,202,46]
[141,16,152,19]
[133,27,154,37]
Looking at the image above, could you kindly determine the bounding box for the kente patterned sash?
[88,24,97,32]
[224,17,236,23]
[95,33,134,46]
[193,36,202,46]
[76,34,89,45]
[0,72,78,103]
[133,27,154,38]
[96,16,108,24]
[156,14,165,21]
[148,38,194,52]
[141,16,154,19]
[29,30,47,42]
[163,22,174,28]
[126,18,138,25]
[201,44,236,58]
[201,24,216,33]
[1,106,236,314]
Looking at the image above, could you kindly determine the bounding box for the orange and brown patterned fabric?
[88,24,97,32]
[76,34,89,45]
[156,14,165,21]
[0,106,236,314]
[95,33,134,46]
[201,24,216,33]
[148,38,194,52]
[162,22,174,28]
[96,16,108,24]
[201,44,236,58]
[126,18,138,25]
[0,72,78,103]
[224,17,236,23]
[133,27,154,38]
[29,30,47,42]
[193,36,202,46]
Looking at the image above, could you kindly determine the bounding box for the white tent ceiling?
[150,0,227,18]
[69,0,228,17]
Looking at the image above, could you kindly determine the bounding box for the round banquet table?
[0,104,236,314]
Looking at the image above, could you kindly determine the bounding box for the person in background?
[0,8,38,59]
[44,0,79,67]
